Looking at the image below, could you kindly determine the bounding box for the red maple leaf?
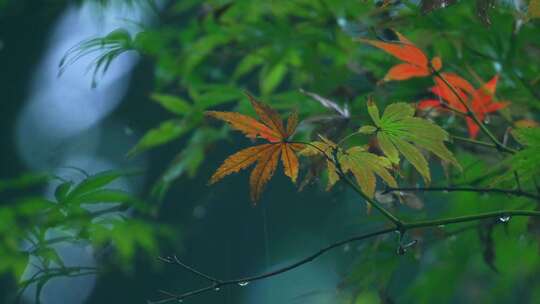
[418,73,509,139]
[358,31,442,81]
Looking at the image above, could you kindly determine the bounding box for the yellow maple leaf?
[207,92,304,202]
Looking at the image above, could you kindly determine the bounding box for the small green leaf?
[151,93,191,115]
[300,139,396,197]
[128,120,189,157]
[260,63,287,95]
[68,170,123,199]
[340,146,397,197]
[358,125,377,135]
[233,51,265,80]
[70,189,133,205]
[194,86,242,109]
[365,101,460,184]
[0,173,49,193]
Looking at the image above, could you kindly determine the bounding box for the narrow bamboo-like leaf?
[69,189,133,205]
[68,170,124,199]
[260,63,287,95]
[151,93,192,115]
[128,120,189,157]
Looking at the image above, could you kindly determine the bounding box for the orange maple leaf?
[358,31,442,81]
[418,74,509,139]
[206,93,304,202]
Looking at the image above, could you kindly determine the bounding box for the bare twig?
[149,227,396,303]
[383,186,540,201]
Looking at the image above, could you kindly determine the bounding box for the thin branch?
[451,135,499,150]
[149,227,396,304]
[404,210,540,229]
[383,186,540,201]
[158,256,221,283]
[151,209,540,303]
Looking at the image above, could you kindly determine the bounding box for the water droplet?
[238,282,249,287]
[499,216,511,223]
[177,300,183,303]
[493,62,502,72]
[396,246,406,255]
[214,287,221,292]
[337,17,347,27]
[484,116,491,124]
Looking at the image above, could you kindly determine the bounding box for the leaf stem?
[433,71,516,154]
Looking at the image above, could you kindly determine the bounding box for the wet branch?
[383,186,540,201]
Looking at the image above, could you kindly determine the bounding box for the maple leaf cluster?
[205,31,519,203]
[206,93,460,203]
[360,31,509,139]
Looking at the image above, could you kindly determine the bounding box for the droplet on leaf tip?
[238,282,249,287]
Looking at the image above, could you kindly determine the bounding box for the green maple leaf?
[359,100,460,184]
[300,136,397,197]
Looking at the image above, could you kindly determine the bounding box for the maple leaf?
[418,74,509,138]
[359,100,460,184]
[206,93,304,202]
[358,31,442,81]
[300,136,397,198]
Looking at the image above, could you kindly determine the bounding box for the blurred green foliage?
[2,0,540,303]
[0,171,168,302]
